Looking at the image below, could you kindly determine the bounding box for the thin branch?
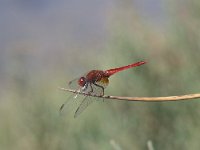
[58,87,200,102]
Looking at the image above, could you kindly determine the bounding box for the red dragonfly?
[60,61,146,117]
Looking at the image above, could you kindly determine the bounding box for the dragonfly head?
[78,77,86,87]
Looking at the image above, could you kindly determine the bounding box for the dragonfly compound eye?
[78,77,86,87]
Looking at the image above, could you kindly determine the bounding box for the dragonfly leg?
[88,83,94,95]
[93,83,104,96]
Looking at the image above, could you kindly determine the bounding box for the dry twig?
[58,87,200,102]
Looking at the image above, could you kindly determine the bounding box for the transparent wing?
[59,93,80,116]
[74,96,94,118]
[68,78,81,89]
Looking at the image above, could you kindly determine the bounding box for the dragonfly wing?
[59,93,80,116]
[68,78,81,89]
[74,96,94,118]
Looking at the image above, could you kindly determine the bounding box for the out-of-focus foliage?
[0,0,200,150]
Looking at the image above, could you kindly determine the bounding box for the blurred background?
[1,0,200,150]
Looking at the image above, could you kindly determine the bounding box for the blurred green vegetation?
[1,1,200,150]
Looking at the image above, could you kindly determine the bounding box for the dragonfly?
[60,61,146,118]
